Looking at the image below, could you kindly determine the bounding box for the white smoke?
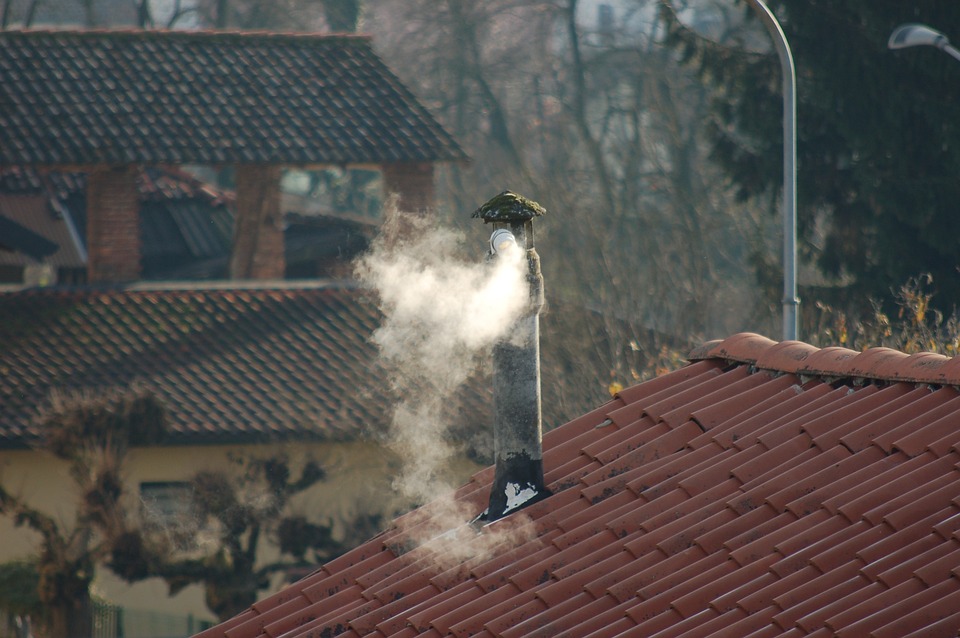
[355,205,538,563]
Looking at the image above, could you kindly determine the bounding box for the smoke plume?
[355,206,537,563]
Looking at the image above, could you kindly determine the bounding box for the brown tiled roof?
[0,282,394,446]
[0,29,465,166]
[196,332,960,638]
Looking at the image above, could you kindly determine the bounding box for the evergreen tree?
[662,0,960,315]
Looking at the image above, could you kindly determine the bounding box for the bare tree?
[0,0,39,28]
[364,0,778,418]
[0,386,165,638]
[111,454,345,622]
[189,0,348,30]
[0,386,362,630]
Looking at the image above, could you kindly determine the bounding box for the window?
[139,481,198,551]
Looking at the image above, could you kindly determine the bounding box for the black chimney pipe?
[472,191,550,521]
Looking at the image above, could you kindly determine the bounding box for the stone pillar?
[86,165,142,283]
[381,162,435,214]
[230,165,285,280]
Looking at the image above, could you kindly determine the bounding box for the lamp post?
[889,23,960,63]
[745,0,799,342]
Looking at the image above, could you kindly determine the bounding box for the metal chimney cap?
[472,190,546,223]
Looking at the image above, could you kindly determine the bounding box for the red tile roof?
[196,332,960,638]
[0,29,465,166]
[0,282,399,446]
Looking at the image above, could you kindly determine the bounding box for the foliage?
[808,274,960,355]
[661,0,960,317]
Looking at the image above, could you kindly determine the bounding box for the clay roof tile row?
[196,332,960,637]
[0,29,465,166]
[0,283,486,446]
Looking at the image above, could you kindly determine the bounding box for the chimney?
[230,164,285,280]
[86,165,142,283]
[473,191,550,521]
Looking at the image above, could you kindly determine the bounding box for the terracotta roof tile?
[688,372,800,433]
[708,381,835,450]
[558,596,635,638]
[0,29,464,166]
[195,332,960,637]
[827,577,932,636]
[873,591,960,638]
[499,591,608,638]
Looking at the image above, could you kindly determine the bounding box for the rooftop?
[0,282,389,446]
[0,29,465,166]
[196,332,960,638]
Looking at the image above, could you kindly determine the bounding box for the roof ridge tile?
[754,340,820,372]
[692,331,960,386]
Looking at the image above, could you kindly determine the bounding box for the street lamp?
[889,23,960,63]
[745,0,799,342]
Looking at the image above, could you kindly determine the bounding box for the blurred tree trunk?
[564,0,616,215]
[42,563,93,638]
[215,0,228,27]
[323,0,360,31]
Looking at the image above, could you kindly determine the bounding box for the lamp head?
[490,229,518,256]
[889,23,949,50]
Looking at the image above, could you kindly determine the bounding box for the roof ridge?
[0,28,466,165]
[0,27,373,43]
[689,331,960,387]
[0,279,364,294]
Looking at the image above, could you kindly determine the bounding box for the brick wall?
[229,165,285,280]
[86,165,141,283]
[382,162,435,214]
